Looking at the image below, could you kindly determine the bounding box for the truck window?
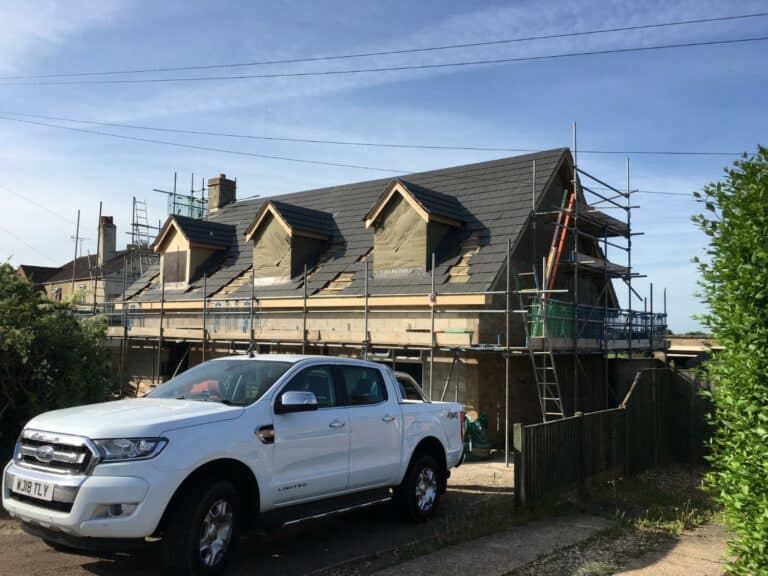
[280,365,337,408]
[148,359,292,406]
[339,365,387,405]
[395,372,427,402]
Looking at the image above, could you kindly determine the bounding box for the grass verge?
[508,464,719,575]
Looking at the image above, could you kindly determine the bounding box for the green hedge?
[694,147,768,574]
[0,263,112,459]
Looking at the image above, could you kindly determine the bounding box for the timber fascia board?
[115,293,489,311]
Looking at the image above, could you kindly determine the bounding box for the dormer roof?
[364,179,465,229]
[244,200,334,242]
[153,215,235,252]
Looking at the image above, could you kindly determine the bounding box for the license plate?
[11,476,55,502]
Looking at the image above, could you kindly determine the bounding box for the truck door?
[272,364,350,504]
[337,364,402,489]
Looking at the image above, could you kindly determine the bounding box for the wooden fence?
[513,368,710,506]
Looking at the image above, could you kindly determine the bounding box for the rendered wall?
[252,213,291,284]
[373,194,428,275]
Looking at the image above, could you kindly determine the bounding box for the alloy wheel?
[199,498,233,568]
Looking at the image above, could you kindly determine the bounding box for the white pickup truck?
[2,355,464,574]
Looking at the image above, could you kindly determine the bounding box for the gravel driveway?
[0,459,514,576]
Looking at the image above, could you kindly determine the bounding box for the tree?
[694,147,768,574]
[0,263,112,459]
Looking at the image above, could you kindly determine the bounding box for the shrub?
[0,263,112,460]
[693,147,768,574]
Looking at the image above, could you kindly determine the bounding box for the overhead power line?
[632,190,693,197]
[0,183,76,223]
[0,111,745,157]
[2,35,767,85]
[0,115,405,173]
[1,11,765,80]
[0,224,58,264]
[0,114,705,199]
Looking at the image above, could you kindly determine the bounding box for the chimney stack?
[98,216,117,266]
[208,173,236,213]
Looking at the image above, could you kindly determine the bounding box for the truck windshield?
[147,359,293,406]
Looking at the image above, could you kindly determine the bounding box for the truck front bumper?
[2,461,165,539]
[20,521,148,552]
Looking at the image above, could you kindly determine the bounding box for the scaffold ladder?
[515,270,565,421]
[130,198,157,276]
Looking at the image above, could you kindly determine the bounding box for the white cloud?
[0,0,125,72]
[80,0,768,122]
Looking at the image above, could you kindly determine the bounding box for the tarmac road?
[0,460,514,576]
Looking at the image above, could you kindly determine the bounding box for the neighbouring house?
[665,335,722,369]
[112,151,667,440]
[18,216,130,307]
[16,264,59,290]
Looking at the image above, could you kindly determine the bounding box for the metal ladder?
[131,198,155,276]
[515,270,565,421]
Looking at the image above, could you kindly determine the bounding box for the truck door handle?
[329,420,346,428]
[255,425,275,444]
[382,415,396,423]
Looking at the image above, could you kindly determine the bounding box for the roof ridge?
[225,148,568,210]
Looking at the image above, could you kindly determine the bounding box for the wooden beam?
[116,292,489,311]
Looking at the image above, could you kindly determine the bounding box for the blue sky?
[0,0,766,332]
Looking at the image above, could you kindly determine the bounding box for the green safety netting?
[530,299,574,338]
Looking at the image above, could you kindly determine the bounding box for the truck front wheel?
[393,452,442,522]
[165,479,241,575]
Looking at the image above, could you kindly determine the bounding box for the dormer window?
[153,215,234,288]
[245,200,334,286]
[364,179,464,277]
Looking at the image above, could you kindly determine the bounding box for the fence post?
[623,403,631,477]
[652,369,659,467]
[576,411,586,488]
[513,423,526,507]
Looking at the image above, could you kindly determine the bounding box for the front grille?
[16,431,97,475]
[9,492,73,513]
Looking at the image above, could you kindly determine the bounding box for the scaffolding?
[154,172,207,220]
[524,124,652,415]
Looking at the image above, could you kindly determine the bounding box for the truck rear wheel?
[393,452,442,523]
[165,479,241,575]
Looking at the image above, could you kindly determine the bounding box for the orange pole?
[547,191,575,291]
[544,192,568,290]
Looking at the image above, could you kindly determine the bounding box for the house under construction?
[109,148,667,445]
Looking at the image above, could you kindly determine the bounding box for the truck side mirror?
[275,390,319,414]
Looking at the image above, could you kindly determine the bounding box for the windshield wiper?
[215,399,245,406]
[171,395,242,405]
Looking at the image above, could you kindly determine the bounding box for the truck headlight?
[93,438,167,462]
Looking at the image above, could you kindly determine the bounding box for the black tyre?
[393,452,443,523]
[165,479,241,575]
